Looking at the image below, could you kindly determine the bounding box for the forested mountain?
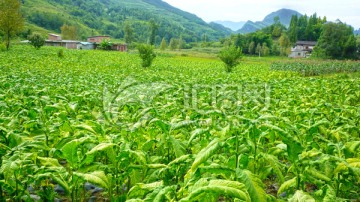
[237,9,302,34]
[20,0,231,43]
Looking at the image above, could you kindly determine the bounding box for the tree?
[61,24,77,40]
[148,19,159,45]
[218,45,242,73]
[169,38,178,50]
[0,0,24,50]
[272,26,282,38]
[343,34,357,59]
[271,16,282,38]
[137,44,156,68]
[313,21,357,59]
[124,21,134,45]
[255,43,262,57]
[288,15,298,44]
[357,37,360,57]
[261,43,270,56]
[160,37,167,50]
[279,33,291,56]
[297,15,308,41]
[271,42,280,56]
[177,36,185,49]
[28,33,45,49]
[99,39,112,50]
[248,41,255,55]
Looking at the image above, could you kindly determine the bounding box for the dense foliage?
[0,46,359,201]
[288,14,326,44]
[313,21,358,59]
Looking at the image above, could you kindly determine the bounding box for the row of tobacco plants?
[0,46,359,201]
[270,60,360,76]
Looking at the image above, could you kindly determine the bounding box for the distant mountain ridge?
[213,20,246,31]
[355,28,360,35]
[237,9,302,33]
[214,8,303,34]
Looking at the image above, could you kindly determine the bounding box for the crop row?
[270,60,360,76]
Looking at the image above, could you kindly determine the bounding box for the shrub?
[99,40,112,50]
[28,33,45,49]
[0,43,6,52]
[137,44,156,68]
[218,45,242,72]
[57,49,64,58]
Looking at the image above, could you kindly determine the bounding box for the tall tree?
[261,43,270,56]
[288,15,298,44]
[271,16,282,38]
[148,19,159,45]
[124,21,134,44]
[297,15,308,41]
[305,14,316,41]
[248,41,255,55]
[61,24,77,40]
[160,37,167,50]
[0,0,24,50]
[177,36,185,49]
[169,38,178,50]
[255,43,262,57]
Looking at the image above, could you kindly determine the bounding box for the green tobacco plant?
[0,45,359,201]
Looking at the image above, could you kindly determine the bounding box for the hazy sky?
[162,0,360,29]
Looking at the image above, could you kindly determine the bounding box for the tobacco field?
[0,46,359,201]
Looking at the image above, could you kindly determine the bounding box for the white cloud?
[162,0,360,29]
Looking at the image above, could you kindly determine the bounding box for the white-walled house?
[289,41,317,58]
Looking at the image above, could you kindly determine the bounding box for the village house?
[77,42,95,50]
[42,34,127,51]
[87,36,111,43]
[45,40,79,49]
[45,34,79,49]
[289,41,317,58]
[48,33,62,41]
[87,35,127,52]
[112,44,127,52]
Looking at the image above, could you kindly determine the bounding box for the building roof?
[46,40,80,43]
[87,35,110,38]
[296,41,317,46]
[78,42,94,45]
[49,33,61,37]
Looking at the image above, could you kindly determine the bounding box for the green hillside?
[20,0,231,43]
